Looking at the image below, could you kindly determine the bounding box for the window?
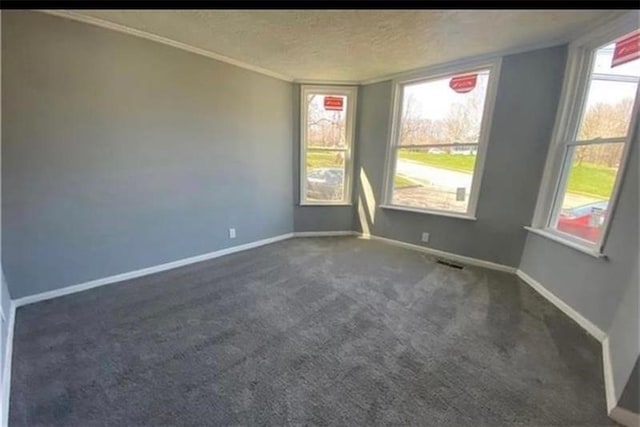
[300,85,357,205]
[532,17,639,254]
[382,59,501,218]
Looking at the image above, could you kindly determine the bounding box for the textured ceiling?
[68,10,621,82]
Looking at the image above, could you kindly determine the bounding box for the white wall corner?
[602,336,618,414]
[1,302,16,427]
[293,231,358,237]
[609,406,640,427]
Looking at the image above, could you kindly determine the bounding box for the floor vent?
[436,259,464,270]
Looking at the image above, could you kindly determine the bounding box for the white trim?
[299,85,358,206]
[293,79,360,86]
[2,230,357,422]
[298,202,353,207]
[515,269,606,342]
[34,10,629,88]
[1,302,16,427]
[531,41,587,228]
[524,226,607,259]
[567,136,628,147]
[571,11,640,51]
[531,11,640,254]
[609,406,640,427]
[38,10,294,83]
[293,231,358,237]
[602,337,618,413]
[380,57,502,219]
[14,233,294,308]
[1,230,623,424]
[515,266,618,419]
[379,204,477,221]
[380,77,401,206]
[13,231,368,307]
[594,94,639,252]
[358,233,517,274]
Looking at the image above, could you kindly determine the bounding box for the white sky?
[586,43,639,108]
[403,71,490,120]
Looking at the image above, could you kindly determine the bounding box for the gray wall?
[519,92,639,407]
[292,84,356,232]
[354,46,567,267]
[1,273,8,386]
[2,10,638,412]
[0,9,10,396]
[519,134,638,333]
[2,11,294,299]
[599,214,639,407]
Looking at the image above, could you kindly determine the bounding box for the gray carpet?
[10,237,613,426]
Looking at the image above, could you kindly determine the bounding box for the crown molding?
[36,10,630,88]
[37,10,295,83]
[293,79,360,86]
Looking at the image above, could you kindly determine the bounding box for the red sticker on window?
[324,96,344,111]
[612,30,640,68]
[449,74,477,94]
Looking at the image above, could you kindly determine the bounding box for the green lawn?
[566,162,617,199]
[306,151,342,168]
[308,152,416,189]
[307,150,616,199]
[398,150,477,173]
[394,174,416,189]
[397,150,616,198]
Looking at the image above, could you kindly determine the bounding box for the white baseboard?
[358,233,517,274]
[515,269,606,342]
[11,230,515,307]
[1,302,16,427]
[4,229,621,427]
[293,231,358,237]
[15,231,363,307]
[357,234,614,414]
[14,232,295,308]
[602,337,617,413]
[609,406,640,427]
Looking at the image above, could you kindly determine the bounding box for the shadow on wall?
[357,167,377,235]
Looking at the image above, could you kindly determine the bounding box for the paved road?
[396,159,472,190]
[397,159,602,209]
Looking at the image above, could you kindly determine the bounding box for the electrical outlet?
[229,228,236,239]
[421,232,430,243]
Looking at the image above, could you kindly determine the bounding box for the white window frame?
[299,85,358,206]
[380,57,502,219]
[529,12,640,257]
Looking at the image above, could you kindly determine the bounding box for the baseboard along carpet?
[9,237,613,426]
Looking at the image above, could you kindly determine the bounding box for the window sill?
[299,202,353,207]
[524,226,607,260]
[380,204,477,221]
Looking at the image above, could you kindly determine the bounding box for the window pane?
[305,150,346,202]
[391,146,477,213]
[306,94,348,149]
[577,40,639,141]
[592,40,640,78]
[399,70,490,146]
[552,142,624,243]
